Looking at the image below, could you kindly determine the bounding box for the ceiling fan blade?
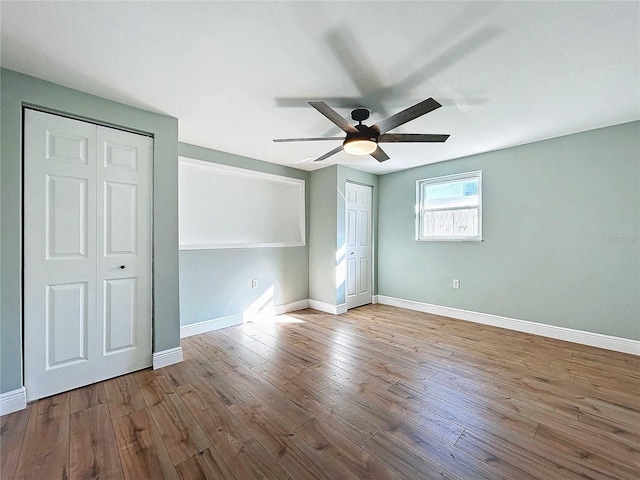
[273,137,344,143]
[372,98,442,135]
[378,133,450,143]
[309,101,358,134]
[371,146,390,163]
[293,157,315,164]
[314,145,344,162]
[276,96,367,109]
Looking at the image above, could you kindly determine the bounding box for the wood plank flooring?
[2,304,639,479]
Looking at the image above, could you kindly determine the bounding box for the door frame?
[344,180,374,310]
[21,105,155,395]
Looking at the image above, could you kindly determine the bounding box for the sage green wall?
[0,69,181,394]
[309,165,379,307]
[378,122,640,340]
[177,143,309,325]
[309,166,338,305]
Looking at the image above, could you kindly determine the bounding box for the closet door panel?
[24,110,98,402]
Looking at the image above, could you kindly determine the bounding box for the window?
[416,170,482,241]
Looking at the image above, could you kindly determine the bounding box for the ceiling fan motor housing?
[346,125,378,143]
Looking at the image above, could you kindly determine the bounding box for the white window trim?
[415,170,483,242]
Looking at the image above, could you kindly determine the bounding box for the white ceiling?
[2,1,638,174]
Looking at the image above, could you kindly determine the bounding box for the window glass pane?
[424,178,479,209]
[422,207,479,237]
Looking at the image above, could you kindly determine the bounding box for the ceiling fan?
[274,98,449,163]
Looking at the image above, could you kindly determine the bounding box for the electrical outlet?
[251,279,258,289]
[452,279,460,289]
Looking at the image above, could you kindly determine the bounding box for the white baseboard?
[309,299,347,315]
[372,295,378,304]
[275,299,309,314]
[0,387,27,416]
[181,300,311,338]
[180,314,243,338]
[376,295,640,356]
[308,299,335,314]
[153,347,184,369]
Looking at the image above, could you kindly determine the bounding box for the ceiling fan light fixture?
[343,137,377,156]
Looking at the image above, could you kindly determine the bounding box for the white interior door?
[346,182,372,309]
[24,109,152,402]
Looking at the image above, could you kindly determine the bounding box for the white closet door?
[346,182,373,309]
[24,110,152,402]
[95,126,152,380]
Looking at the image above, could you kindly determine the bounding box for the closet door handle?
[120,265,126,270]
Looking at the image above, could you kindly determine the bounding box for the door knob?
[120,265,126,269]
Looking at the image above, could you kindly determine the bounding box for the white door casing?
[24,109,152,402]
[345,182,373,309]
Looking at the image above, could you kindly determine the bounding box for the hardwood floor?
[2,304,639,479]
